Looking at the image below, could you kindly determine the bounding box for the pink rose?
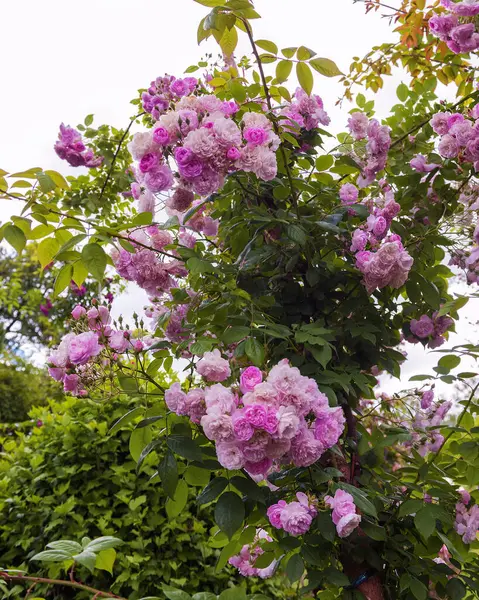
[240,366,263,394]
[71,305,86,320]
[165,382,188,414]
[279,502,313,536]
[336,513,361,538]
[69,332,101,365]
[267,500,287,528]
[196,349,231,382]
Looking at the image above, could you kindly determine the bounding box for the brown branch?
[0,572,127,600]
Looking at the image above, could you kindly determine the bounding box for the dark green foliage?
[0,397,290,599]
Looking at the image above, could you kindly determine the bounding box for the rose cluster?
[431,107,479,166]
[267,492,318,536]
[354,235,414,294]
[165,357,345,478]
[325,489,361,538]
[281,87,331,131]
[128,90,280,208]
[449,220,479,284]
[347,113,391,187]
[48,303,150,395]
[111,227,187,297]
[455,489,479,543]
[429,1,479,54]
[145,294,192,344]
[141,75,198,119]
[408,399,452,456]
[228,529,277,578]
[407,312,454,349]
[54,123,103,168]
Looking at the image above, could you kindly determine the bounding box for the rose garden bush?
[2,1,479,599]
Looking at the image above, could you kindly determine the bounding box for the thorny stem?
[98,112,145,203]
[0,572,127,600]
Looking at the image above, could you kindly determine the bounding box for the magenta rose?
[139,152,160,173]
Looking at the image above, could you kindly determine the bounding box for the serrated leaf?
[85,536,123,552]
[53,264,73,298]
[47,540,82,554]
[245,337,265,367]
[309,57,342,77]
[296,62,313,95]
[159,450,179,499]
[109,407,144,434]
[4,224,26,254]
[285,554,304,583]
[275,59,293,83]
[82,243,107,281]
[286,224,307,245]
[37,172,57,193]
[31,549,72,562]
[167,435,203,462]
[215,491,245,539]
[129,426,153,462]
[197,477,228,505]
[72,260,88,287]
[414,507,435,539]
[37,238,60,268]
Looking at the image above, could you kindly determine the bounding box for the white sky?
[1,0,477,393]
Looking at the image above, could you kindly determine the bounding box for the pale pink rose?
[337,513,361,538]
[201,413,235,442]
[71,305,86,320]
[196,349,231,382]
[280,502,313,536]
[69,332,101,365]
[216,442,245,470]
[240,366,263,394]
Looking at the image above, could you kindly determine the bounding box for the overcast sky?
[1,0,477,392]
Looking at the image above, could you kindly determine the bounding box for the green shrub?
[0,360,62,423]
[0,397,292,599]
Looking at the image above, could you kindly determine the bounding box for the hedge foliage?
[0,396,292,599]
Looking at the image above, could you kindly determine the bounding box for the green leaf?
[187,257,217,274]
[276,60,293,83]
[297,45,315,60]
[255,39,278,54]
[95,548,116,575]
[192,594,217,600]
[410,578,428,600]
[85,536,123,552]
[414,507,436,539]
[73,550,97,573]
[82,243,107,281]
[166,479,189,519]
[230,475,265,503]
[398,498,423,517]
[37,172,57,193]
[361,521,386,541]
[31,550,72,562]
[285,554,304,583]
[72,260,88,287]
[37,238,60,268]
[309,57,342,77]
[197,477,229,505]
[281,47,297,58]
[84,114,94,126]
[185,465,210,487]
[44,170,69,190]
[220,26,238,56]
[221,326,250,344]
[286,224,307,245]
[167,435,203,462]
[4,224,26,254]
[296,62,313,95]
[159,450,179,499]
[215,491,245,539]
[445,578,467,599]
[245,337,265,367]
[129,426,153,462]
[324,566,350,587]
[47,540,82,554]
[53,264,73,298]
[193,0,224,5]
[109,407,144,434]
[315,155,334,171]
[396,83,409,102]
[219,588,247,600]
[438,355,461,371]
[418,276,441,310]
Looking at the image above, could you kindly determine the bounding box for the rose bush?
[2,1,479,599]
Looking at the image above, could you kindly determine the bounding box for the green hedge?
[0,397,292,599]
[0,360,62,422]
